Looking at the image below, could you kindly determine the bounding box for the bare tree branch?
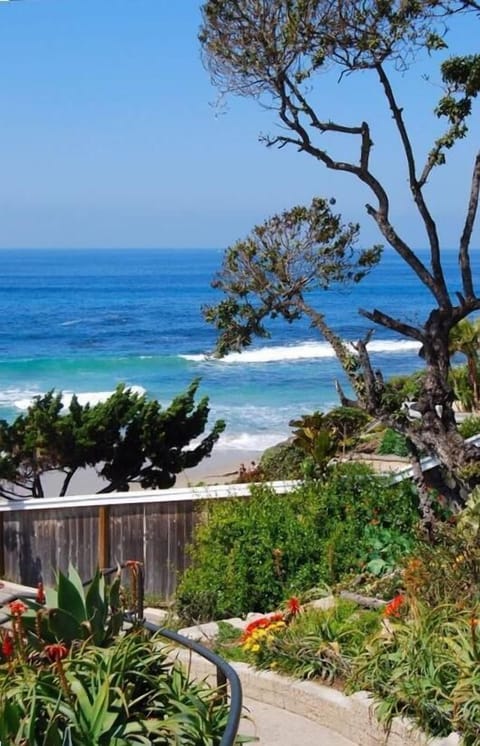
[375,64,450,308]
[272,71,444,302]
[459,151,480,299]
[359,307,425,341]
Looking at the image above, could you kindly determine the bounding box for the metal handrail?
[142,620,243,746]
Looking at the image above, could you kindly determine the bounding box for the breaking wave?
[181,339,422,365]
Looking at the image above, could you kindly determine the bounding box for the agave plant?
[17,564,125,649]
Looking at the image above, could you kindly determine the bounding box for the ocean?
[0,247,475,453]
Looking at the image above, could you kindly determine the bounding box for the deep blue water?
[0,247,476,451]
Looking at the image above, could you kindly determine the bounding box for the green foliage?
[251,602,381,684]
[0,630,242,745]
[289,412,337,474]
[203,198,381,356]
[290,407,370,468]
[380,371,425,412]
[450,365,475,412]
[459,415,480,439]
[350,602,480,741]
[176,464,420,622]
[0,380,225,497]
[362,525,415,577]
[0,565,249,745]
[457,487,480,545]
[323,406,370,453]
[214,622,249,664]
[449,318,480,408]
[402,497,480,609]
[258,406,371,480]
[257,441,306,481]
[377,428,410,457]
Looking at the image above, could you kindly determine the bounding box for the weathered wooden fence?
[0,482,297,600]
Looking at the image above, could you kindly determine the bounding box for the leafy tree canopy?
[0,382,225,499]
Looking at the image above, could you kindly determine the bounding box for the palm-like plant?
[449,318,480,410]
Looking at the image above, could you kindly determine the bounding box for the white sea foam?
[217,432,288,451]
[13,385,146,411]
[182,339,422,365]
[0,387,42,408]
[59,319,83,327]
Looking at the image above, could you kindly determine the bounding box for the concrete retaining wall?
[175,650,460,746]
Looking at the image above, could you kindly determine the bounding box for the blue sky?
[0,0,479,249]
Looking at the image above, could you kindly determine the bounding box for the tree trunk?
[401,320,479,503]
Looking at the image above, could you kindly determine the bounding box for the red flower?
[1,633,14,659]
[286,596,301,616]
[9,600,27,617]
[36,582,46,605]
[384,594,406,618]
[44,643,68,662]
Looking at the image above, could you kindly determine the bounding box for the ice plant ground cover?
[0,565,246,745]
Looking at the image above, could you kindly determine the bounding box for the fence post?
[98,505,110,569]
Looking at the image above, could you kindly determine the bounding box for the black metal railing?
[143,620,243,746]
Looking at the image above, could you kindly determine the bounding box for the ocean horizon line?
[0,245,467,252]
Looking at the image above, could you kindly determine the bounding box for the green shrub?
[458,414,480,439]
[176,464,420,622]
[377,428,410,457]
[177,483,324,622]
[450,364,475,412]
[257,441,306,480]
[401,490,480,608]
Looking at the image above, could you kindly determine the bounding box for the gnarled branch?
[459,151,480,299]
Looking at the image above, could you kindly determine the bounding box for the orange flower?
[9,600,27,617]
[44,643,68,662]
[384,594,406,618]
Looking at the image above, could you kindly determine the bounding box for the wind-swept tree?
[0,382,225,498]
[200,0,480,505]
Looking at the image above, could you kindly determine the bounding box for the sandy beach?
[175,449,263,487]
[38,449,264,497]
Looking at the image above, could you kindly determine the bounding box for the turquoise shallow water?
[0,247,475,451]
